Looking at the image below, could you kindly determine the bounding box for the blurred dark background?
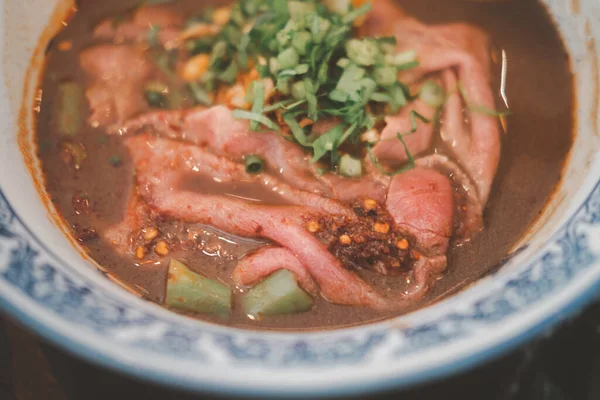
[2,299,600,400]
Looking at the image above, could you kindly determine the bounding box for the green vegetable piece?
[309,15,331,44]
[291,81,306,100]
[276,29,292,48]
[269,57,280,74]
[283,113,310,146]
[291,31,312,56]
[249,79,265,131]
[147,25,160,47]
[165,259,232,316]
[277,47,300,70]
[345,38,379,66]
[311,124,343,162]
[244,154,264,174]
[374,66,398,87]
[209,40,228,67]
[144,81,169,108]
[341,1,371,24]
[232,109,280,130]
[243,269,313,318]
[325,0,350,14]
[145,90,166,108]
[295,63,310,74]
[288,1,316,22]
[186,37,214,55]
[419,80,446,108]
[336,57,350,68]
[218,60,239,84]
[339,154,362,177]
[57,81,84,136]
[187,82,213,106]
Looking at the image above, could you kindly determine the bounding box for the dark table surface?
[3,298,600,400]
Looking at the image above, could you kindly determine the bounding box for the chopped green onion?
[186,37,214,55]
[288,1,316,22]
[374,66,398,87]
[283,114,310,145]
[397,60,420,71]
[391,50,417,65]
[338,154,362,177]
[187,82,213,106]
[165,259,232,316]
[249,80,265,131]
[109,155,122,167]
[458,81,511,116]
[325,0,350,14]
[311,124,343,163]
[291,31,312,56]
[345,38,379,66]
[366,134,415,176]
[218,60,239,84]
[244,154,264,174]
[147,25,160,47]
[144,81,169,108]
[419,80,446,108]
[291,81,306,100]
[404,109,430,135]
[309,15,331,43]
[341,1,371,24]
[277,47,300,70]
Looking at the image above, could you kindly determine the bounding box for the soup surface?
[36,0,573,330]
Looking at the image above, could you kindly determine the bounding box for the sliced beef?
[364,0,501,204]
[386,167,454,255]
[80,44,153,128]
[232,247,317,294]
[416,154,483,240]
[124,134,385,308]
[115,106,331,194]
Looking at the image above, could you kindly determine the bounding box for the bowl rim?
[1,177,600,397]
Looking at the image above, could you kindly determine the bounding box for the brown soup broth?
[36,0,573,330]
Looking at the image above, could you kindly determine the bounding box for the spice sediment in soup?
[35,0,573,329]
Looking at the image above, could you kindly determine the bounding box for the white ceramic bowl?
[1,0,600,397]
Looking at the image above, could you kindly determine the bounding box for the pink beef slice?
[115,106,332,195]
[363,0,501,204]
[116,106,391,201]
[386,167,454,256]
[232,247,317,295]
[80,44,153,128]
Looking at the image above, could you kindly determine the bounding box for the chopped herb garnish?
[97,135,108,145]
[147,25,160,47]
[232,109,279,130]
[457,81,511,117]
[38,140,52,153]
[244,154,264,174]
[180,0,432,172]
[109,155,122,167]
[249,80,265,131]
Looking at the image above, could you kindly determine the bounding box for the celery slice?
[243,269,313,318]
[165,259,232,316]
